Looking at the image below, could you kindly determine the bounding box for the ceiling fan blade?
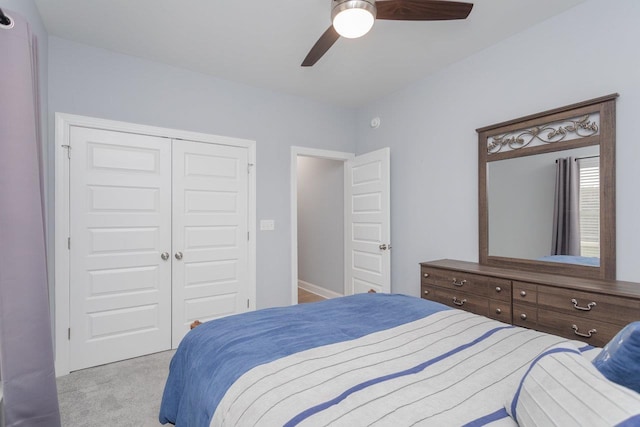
[375,0,473,21]
[302,26,340,67]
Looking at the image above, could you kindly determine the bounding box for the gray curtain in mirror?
[551,157,580,256]
[0,9,61,427]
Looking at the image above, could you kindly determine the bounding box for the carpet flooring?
[57,290,325,426]
[57,350,175,426]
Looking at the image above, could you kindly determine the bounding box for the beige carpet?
[57,350,175,426]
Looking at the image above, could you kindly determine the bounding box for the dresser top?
[421,259,640,299]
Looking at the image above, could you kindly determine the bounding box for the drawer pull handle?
[520,290,527,297]
[423,273,430,278]
[423,290,430,295]
[452,297,467,306]
[572,324,597,338]
[571,299,596,311]
[520,313,527,321]
[452,278,467,287]
[495,286,502,293]
[495,308,502,315]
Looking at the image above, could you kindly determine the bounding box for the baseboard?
[298,280,343,300]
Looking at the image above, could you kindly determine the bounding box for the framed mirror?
[478,94,617,280]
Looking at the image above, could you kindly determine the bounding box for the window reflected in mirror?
[578,156,600,258]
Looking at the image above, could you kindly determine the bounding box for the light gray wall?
[488,146,599,259]
[47,37,357,309]
[356,0,640,296]
[488,154,556,260]
[297,157,344,295]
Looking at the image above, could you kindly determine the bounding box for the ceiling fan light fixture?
[331,0,377,39]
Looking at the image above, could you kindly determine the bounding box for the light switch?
[260,219,275,231]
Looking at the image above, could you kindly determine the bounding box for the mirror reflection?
[487,145,600,266]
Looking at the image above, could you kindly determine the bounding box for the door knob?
[161,252,169,261]
[379,244,391,250]
[175,251,183,260]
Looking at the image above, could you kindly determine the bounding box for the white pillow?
[505,345,640,427]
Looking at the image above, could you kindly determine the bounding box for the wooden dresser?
[420,259,640,347]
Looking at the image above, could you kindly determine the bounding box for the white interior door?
[171,140,249,346]
[346,147,391,294]
[69,127,172,371]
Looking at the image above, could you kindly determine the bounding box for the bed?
[159,293,639,426]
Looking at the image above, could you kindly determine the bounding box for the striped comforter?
[212,308,595,426]
[160,294,596,426]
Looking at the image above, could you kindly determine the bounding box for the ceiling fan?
[302,0,474,67]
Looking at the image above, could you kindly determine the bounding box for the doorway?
[296,156,346,303]
[290,146,391,305]
[291,148,353,305]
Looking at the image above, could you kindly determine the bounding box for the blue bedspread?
[159,293,449,426]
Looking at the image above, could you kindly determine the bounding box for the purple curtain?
[0,9,61,427]
[551,157,581,256]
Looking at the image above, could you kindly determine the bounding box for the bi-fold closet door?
[68,126,249,371]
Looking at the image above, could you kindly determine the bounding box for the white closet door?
[171,140,249,347]
[69,127,172,371]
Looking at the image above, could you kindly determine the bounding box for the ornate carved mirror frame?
[478,94,618,280]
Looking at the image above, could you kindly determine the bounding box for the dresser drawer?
[433,289,489,316]
[420,284,436,300]
[436,272,489,297]
[488,278,512,302]
[536,309,622,347]
[513,303,537,328]
[488,299,512,323]
[421,267,449,286]
[538,285,640,326]
[513,281,538,304]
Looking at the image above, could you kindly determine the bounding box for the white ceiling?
[35,0,586,108]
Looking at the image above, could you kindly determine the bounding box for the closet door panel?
[172,140,249,347]
[69,127,172,371]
